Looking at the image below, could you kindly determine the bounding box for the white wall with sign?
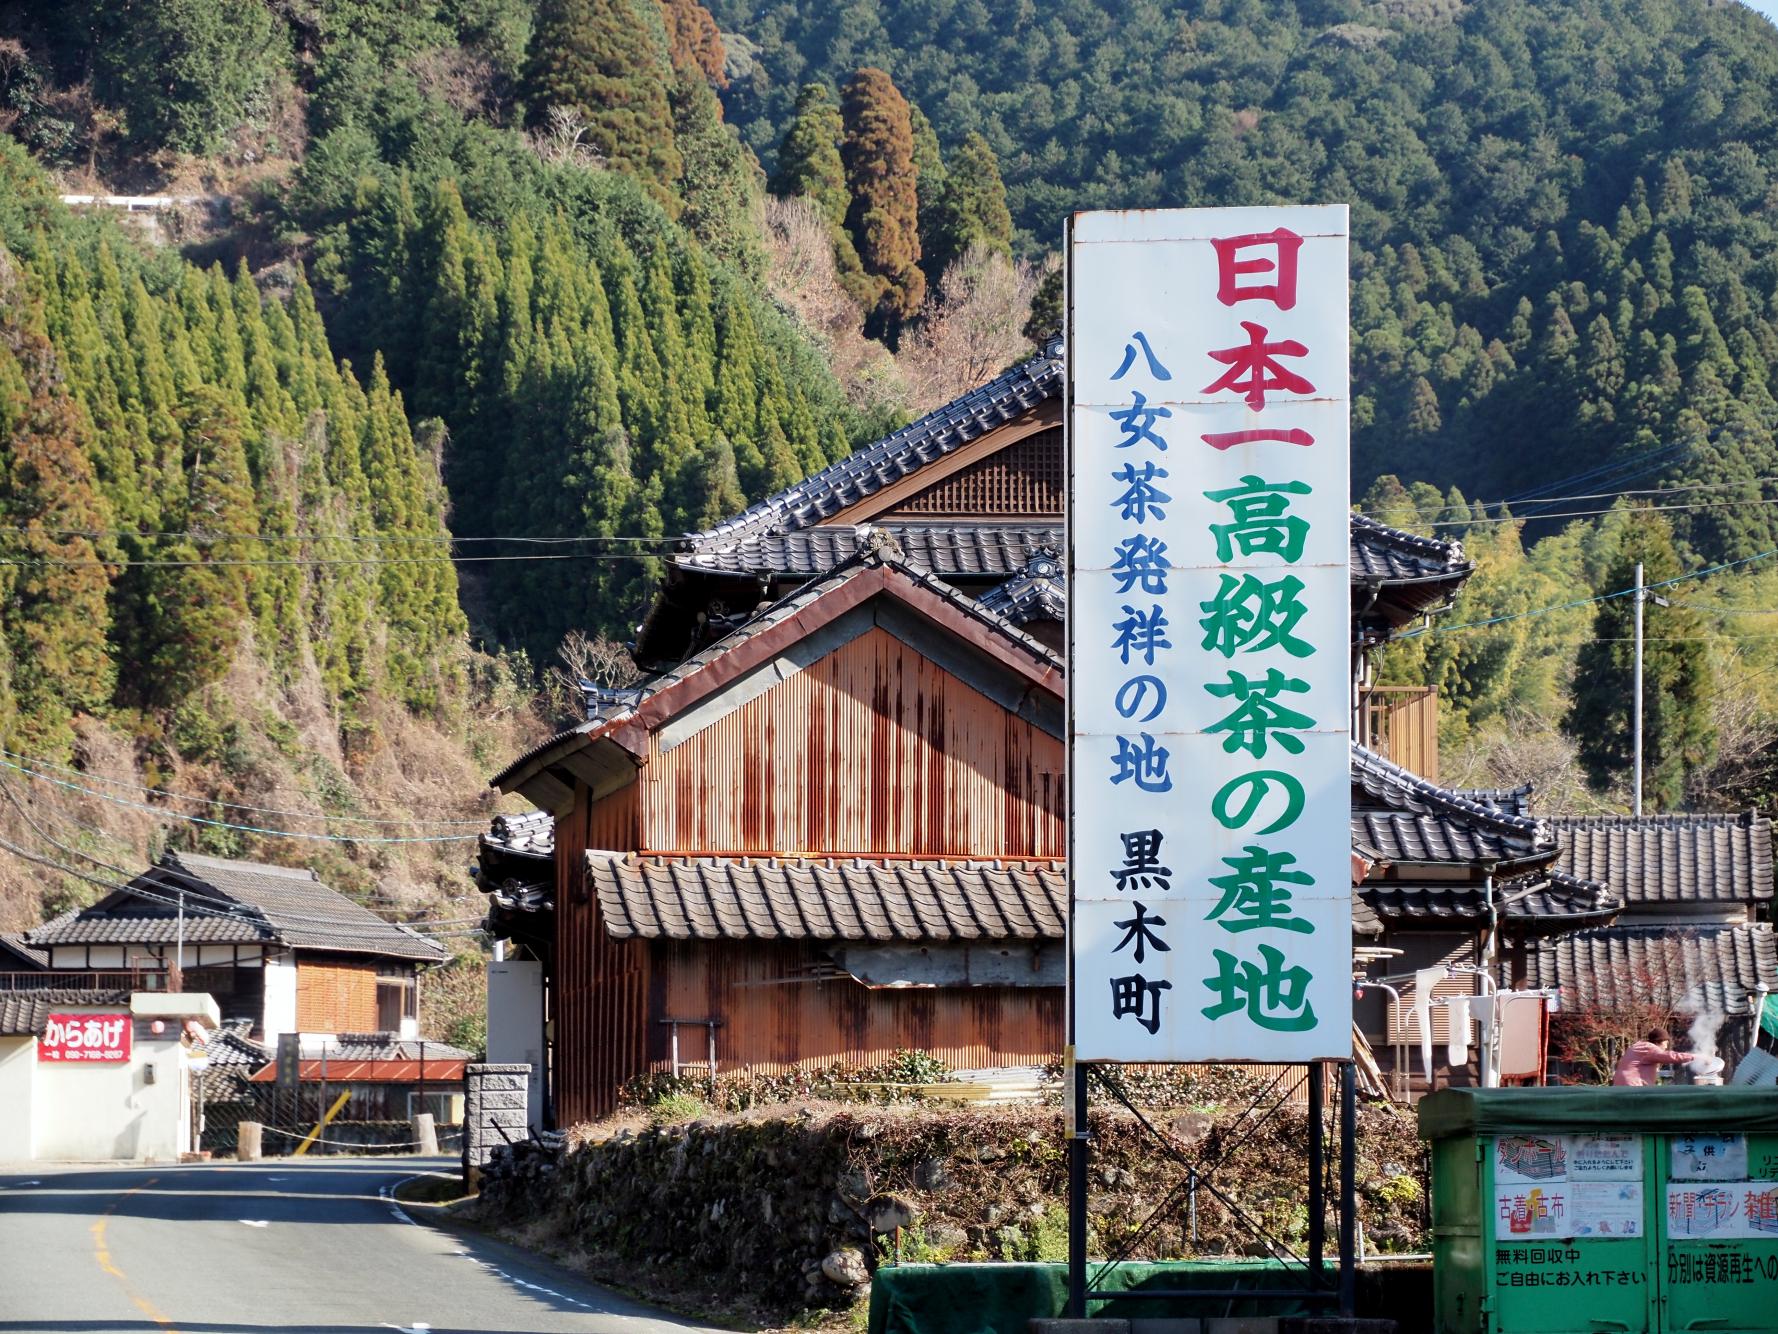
[1067,205,1352,1063]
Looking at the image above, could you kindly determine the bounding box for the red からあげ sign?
[40,1013,131,1062]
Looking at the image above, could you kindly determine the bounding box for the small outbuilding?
[0,989,219,1161]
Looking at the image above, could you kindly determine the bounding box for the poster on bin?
[39,1013,132,1062]
[1066,205,1352,1063]
[1666,1182,1778,1240]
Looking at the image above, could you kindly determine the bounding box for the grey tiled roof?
[676,523,1065,580]
[160,853,445,960]
[1348,513,1471,584]
[1352,890,1384,937]
[484,810,554,861]
[590,853,1065,943]
[0,932,49,968]
[632,545,1063,712]
[1453,784,1535,818]
[1362,869,1620,931]
[29,910,267,946]
[202,1020,269,1068]
[30,852,446,961]
[697,339,1063,546]
[326,1034,475,1062]
[1548,813,1774,906]
[675,518,1468,598]
[1515,924,1778,1016]
[0,989,130,1036]
[976,550,1066,625]
[1351,745,1552,866]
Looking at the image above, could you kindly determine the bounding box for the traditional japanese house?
[1349,749,1620,1089]
[493,544,1068,1121]
[26,851,445,1042]
[1515,813,1778,1068]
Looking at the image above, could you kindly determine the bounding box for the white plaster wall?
[32,1035,188,1161]
[0,1037,36,1161]
[486,961,546,1128]
[262,951,297,1044]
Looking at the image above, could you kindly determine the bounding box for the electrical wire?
[0,755,479,844]
[0,549,669,569]
[0,829,478,940]
[0,747,488,827]
[1361,491,1778,531]
[1398,545,1778,639]
[1360,473,1778,517]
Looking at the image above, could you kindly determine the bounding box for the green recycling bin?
[1418,1088,1778,1334]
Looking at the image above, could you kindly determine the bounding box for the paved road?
[0,1157,713,1334]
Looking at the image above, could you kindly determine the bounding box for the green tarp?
[1417,1086,1778,1140]
[868,1261,1313,1334]
[1762,992,1778,1040]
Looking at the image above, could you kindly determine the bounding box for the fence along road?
[0,1157,714,1333]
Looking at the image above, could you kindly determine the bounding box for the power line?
[0,747,488,827]
[1363,474,1778,517]
[0,755,479,844]
[0,549,669,569]
[0,822,479,937]
[1361,491,1778,531]
[0,526,680,545]
[1399,546,1778,639]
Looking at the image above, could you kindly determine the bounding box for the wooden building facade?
[497,552,1069,1121]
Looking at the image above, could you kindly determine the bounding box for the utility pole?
[173,887,186,991]
[1631,562,1670,818]
[1633,561,1644,817]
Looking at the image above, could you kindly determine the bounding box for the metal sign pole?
[1338,1060,1358,1316]
[1066,1052,1088,1318]
[1307,1061,1326,1290]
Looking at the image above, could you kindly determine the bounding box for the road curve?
[0,1157,714,1334]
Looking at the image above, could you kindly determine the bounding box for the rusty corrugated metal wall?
[551,627,1072,1121]
[658,939,1063,1074]
[643,627,1065,857]
[554,783,653,1126]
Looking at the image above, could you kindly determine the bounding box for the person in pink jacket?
[1612,1027,1695,1086]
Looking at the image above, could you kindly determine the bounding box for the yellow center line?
[90,1175,182,1332]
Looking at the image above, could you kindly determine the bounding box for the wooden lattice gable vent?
[886,425,1064,520]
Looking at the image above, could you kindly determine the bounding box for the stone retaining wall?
[475,1102,1428,1318]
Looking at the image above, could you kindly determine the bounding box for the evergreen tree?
[907,101,946,263]
[925,130,1013,279]
[839,67,924,326]
[60,0,286,155]
[0,274,115,753]
[672,74,767,280]
[770,83,873,308]
[525,0,684,208]
[659,0,727,86]
[1565,510,1716,807]
[133,387,256,708]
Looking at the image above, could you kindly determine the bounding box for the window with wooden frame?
[376,963,417,1031]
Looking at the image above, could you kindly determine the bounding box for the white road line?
[239,1219,269,1227]
[378,1177,600,1314]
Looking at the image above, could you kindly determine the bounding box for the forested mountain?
[3,0,1778,923]
[715,0,1778,558]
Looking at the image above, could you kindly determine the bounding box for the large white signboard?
[1067,206,1352,1062]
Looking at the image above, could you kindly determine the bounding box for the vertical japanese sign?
[1066,206,1351,1062]
[39,1013,132,1062]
